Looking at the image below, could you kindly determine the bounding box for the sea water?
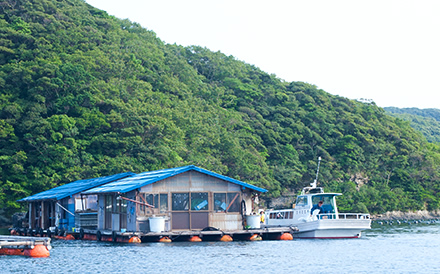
[1,222,440,273]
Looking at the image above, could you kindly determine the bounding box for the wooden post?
[28,203,32,229]
[40,201,45,229]
[55,202,60,228]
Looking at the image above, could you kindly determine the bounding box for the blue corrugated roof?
[82,165,268,194]
[18,172,135,202]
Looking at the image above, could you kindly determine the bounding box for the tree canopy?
[1,0,440,221]
[385,107,440,143]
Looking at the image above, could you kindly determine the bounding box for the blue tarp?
[18,172,135,202]
[82,165,268,194]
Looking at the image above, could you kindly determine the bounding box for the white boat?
[264,158,371,239]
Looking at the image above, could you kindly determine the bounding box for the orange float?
[249,234,262,241]
[0,246,50,257]
[128,236,141,243]
[0,248,24,256]
[23,245,50,258]
[54,234,75,240]
[65,234,76,240]
[101,236,113,242]
[83,234,97,241]
[159,236,172,243]
[220,235,233,242]
[278,233,293,241]
[189,236,202,242]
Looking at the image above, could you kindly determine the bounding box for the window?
[214,193,226,211]
[159,194,168,213]
[75,195,98,212]
[296,196,308,207]
[172,193,189,211]
[75,198,84,212]
[191,192,208,211]
[118,198,127,213]
[140,193,168,214]
[213,192,240,213]
[105,195,112,213]
[87,195,98,211]
[227,193,240,212]
[276,212,284,219]
[312,195,335,213]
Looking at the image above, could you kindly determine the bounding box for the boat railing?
[317,213,370,220]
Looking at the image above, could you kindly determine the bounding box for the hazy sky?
[86,0,440,109]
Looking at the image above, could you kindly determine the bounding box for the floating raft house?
[16,165,296,243]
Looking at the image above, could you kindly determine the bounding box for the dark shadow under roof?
[82,165,268,195]
[18,172,135,202]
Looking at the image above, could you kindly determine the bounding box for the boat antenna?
[311,157,321,188]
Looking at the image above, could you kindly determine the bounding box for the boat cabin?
[265,187,342,226]
[17,172,134,231]
[82,165,267,232]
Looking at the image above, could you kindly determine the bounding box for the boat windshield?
[312,195,336,213]
[295,196,308,207]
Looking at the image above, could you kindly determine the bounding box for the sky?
[85,0,440,109]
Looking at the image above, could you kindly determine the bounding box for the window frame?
[213,192,241,213]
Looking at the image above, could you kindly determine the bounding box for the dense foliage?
[385,107,440,143]
[1,0,440,221]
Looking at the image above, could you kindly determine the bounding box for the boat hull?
[293,219,371,239]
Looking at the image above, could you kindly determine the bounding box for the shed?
[82,165,267,232]
[18,172,135,231]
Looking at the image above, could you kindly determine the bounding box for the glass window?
[75,198,84,211]
[312,195,335,213]
[145,194,158,208]
[214,193,227,211]
[191,192,208,211]
[105,195,112,213]
[296,196,308,206]
[118,199,127,213]
[87,195,98,211]
[227,193,240,213]
[213,193,241,213]
[172,193,189,211]
[112,196,118,213]
[159,194,168,213]
[140,193,168,213]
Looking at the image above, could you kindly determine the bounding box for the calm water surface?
[2,222,440,273]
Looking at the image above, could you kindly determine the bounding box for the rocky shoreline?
[371,210,440,220]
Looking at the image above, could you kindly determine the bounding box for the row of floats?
[3,226,296,257]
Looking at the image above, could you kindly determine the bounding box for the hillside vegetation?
[385,107,440,143]
[1,0,440,221]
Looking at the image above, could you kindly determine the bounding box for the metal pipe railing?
[317,213,370,220]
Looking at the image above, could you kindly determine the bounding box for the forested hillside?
[385,107,440,143]
[1,0,440,222]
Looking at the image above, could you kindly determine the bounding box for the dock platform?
[75,226,297,242]
[10,226,297,243]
